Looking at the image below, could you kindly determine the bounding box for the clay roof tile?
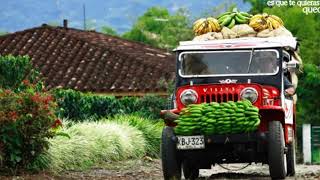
[0,26,175,94]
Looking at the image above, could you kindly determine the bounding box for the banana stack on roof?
[192,9,292,41]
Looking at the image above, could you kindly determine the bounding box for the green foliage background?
[53,89,167,121]
[121,7,193,50]
[296,64,320,125]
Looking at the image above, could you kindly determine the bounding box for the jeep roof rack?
[174,36,298,51]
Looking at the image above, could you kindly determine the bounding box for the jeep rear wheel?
[268,121,287,179]
[286,136,296,176]
[161,126,181,180]
[182,161,199,180]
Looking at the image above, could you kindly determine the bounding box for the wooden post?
[303,124,311,163]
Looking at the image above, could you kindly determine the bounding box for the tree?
[0,31,7,36]
[84,19,97,31]
[296,64,320,125]
[122,7,193,50]
[122,26,158,47]
[47,21,59,27]
[157,8,193,50]
[101,26,118,36]
[0,55,33,89]
[263,7,320,65]
[243,0,268,14]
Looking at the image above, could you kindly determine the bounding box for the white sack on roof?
[193,32,223,41]
[231,24,256,37]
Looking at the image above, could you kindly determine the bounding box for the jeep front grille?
[200,93,239,103]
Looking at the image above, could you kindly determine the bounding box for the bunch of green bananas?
[228,100,260,133]
[174,104,205,135]
[249,13,284,32]
[217,11,252,29]
[174,100,260,135]
[193,17,221,36]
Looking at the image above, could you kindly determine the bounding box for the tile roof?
[0,25,175,95]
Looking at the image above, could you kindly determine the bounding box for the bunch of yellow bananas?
[217,11,252,29]
[249,13,284,32]
[193,17,221,36]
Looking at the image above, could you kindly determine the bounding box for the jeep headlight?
[240,87,258,103]
[180,89,198,105]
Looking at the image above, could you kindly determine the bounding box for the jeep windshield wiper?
[247,48,255,73]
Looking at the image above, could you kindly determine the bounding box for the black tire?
[268,121,287,179]
[286,137,296,176]
[183,161,199,180]
[161,126,181,180]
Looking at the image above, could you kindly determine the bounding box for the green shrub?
[312,148,320,164]
[53,89,89,119]
[109,115,163,157]
[135,95,167,119]
[118,96,140,113]
[53,89,167,121]
[53,89,125,120]
[45,120,146,172]
[0,88,61,172]
[0,55,40,90]
[90,95,122,117]
[0,55,60,173]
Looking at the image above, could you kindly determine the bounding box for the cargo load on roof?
[188,8,302,68]
[191,8,291,40]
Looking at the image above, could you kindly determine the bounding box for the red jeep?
[161,37,299,179]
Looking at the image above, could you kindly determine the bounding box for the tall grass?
[46,121,146,172]
[108,115,163,157]
[30,115,164,172]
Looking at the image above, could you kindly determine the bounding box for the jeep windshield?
[179,50,279,77]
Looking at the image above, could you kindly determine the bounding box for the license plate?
[177,135,205,150]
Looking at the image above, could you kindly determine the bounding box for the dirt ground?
[1,159,320,180]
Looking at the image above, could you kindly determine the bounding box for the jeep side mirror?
[283,61,299,72]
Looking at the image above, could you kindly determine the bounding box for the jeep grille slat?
[200,87,240,103]
[201,93,239,103]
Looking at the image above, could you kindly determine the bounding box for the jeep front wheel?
[182,161,199,180]
[161,126,181,180]
[286,136,296,176]
[268,121,287,179]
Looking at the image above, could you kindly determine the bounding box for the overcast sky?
[0,0,250,34]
